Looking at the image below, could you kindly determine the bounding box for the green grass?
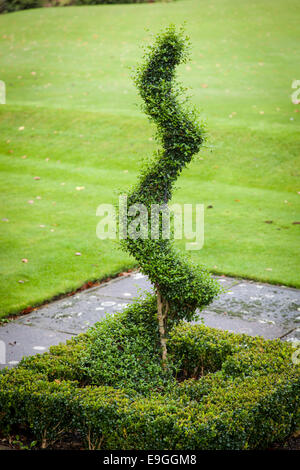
[0,0,299,318]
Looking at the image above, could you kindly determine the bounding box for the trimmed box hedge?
[0,302,299,450]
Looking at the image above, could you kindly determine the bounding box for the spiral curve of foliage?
[120,26,220,364]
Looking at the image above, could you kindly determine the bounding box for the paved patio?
[1,272,300,368]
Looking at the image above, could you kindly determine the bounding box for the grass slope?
[0,0,299,318]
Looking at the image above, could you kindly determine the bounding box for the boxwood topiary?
[121,25,220,367]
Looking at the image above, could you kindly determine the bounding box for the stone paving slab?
[0,323,71,366]
[93,272,152,299]
[195,311,287,339]
[211,281,300,326]
[16,292,132,335]
[1,272,300,369]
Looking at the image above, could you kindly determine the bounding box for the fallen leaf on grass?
[22,306,34,314]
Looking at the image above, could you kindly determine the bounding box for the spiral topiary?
[120,26,220,367]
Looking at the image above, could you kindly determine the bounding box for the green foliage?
[78,296,176,394]
[0,0,166,14]
[1,0,43,13]
[121,26,220,328]
[17,338,85,382]
[169,322,238,379]
[0,312,299,449]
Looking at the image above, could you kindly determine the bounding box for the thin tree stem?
[157,289,167,370]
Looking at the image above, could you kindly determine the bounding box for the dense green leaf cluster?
[0,306,299,449]
[0,0,167,14]
[77,296,176,395]
[121,26,220,324]
[0,0,43,13]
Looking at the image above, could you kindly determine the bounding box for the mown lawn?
[0,0,299,318]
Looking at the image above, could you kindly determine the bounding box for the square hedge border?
[0,322,299,450]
